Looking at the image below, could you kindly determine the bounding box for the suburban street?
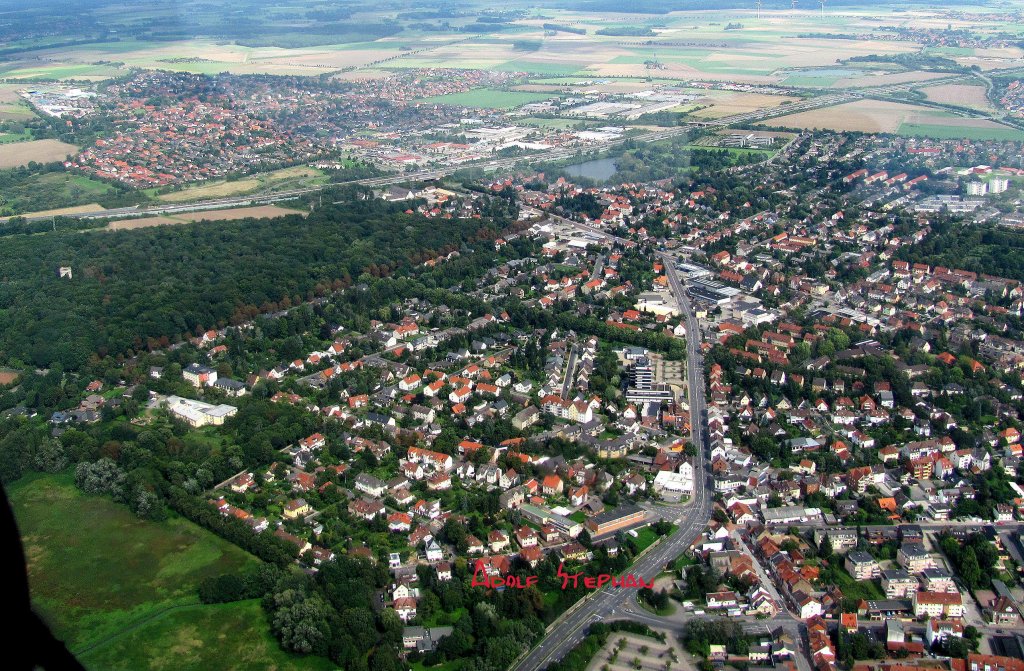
[511,223,714,671]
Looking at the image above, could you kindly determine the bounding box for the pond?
[562,157,617,181]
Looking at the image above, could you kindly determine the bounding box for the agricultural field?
[760,99,960,133]
[896,122,1024,141]
[922,83,997,112]
[78,599,336,671]
[421,88,555,109]
[0,60,126,81]
[0,139,78,168]
[760,96,1024,140]
[5,203,106,220]
[0,83,37,120]
[688,91,801,119]
[8,472,259,652]
[106,205,306,230]
[155,166,326,203]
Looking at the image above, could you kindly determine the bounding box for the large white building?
[164,396,237,427]
[653,462,694,499]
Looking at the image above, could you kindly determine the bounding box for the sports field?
[9,472,258,651]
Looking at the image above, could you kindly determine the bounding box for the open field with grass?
[78,599,336,671]
[0,60,126,80]
[107,205,305,230]
[0,129,33,143]
[835,70,948,88]
[422,88,554,109]
[155,165,326,203]
[0,139,78,167]
[897,122,1024,141]
[0,172,115,217]
[9,472,258,651]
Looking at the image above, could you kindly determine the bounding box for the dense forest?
[0,187,509,370]
[894,220,1024,282]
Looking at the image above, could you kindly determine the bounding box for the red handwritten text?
[470,560,655,590]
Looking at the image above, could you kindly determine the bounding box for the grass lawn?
[670,552,697,573]
[637,595,677,617]
[896,122,1024,142]
[421,606,467,627]
[820,564,884,601]
[77,599,335,671]
[421,88,554,110]
[0,129,33,143]
[569,510,587,524]
[633,526,674,554]
[411,659,462,671]
[781,75,843,87]
[9,471,258,652]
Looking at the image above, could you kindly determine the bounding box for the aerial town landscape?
[9,1,1024,671]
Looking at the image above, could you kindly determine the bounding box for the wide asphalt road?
[511,229,712,671]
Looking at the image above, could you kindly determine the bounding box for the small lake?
[562,157,617,181]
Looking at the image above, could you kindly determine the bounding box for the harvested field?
[690,92,800,119]
[157,166,323,203]
[157,178,261,202]
[922,83,996,111]
[758,99,953,133]
[0,139,78,168]
[107,205,304,230]
[8,203,105,219]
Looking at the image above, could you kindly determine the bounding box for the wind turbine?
[819,0,827,18]
[756,0,763,19]
[792,0,798,9]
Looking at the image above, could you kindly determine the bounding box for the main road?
[12,87,875,224]
[510,222,713,671]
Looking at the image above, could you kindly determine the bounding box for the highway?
[14,86,873,225]
[11,69,993,226]
[510,220,713,671]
